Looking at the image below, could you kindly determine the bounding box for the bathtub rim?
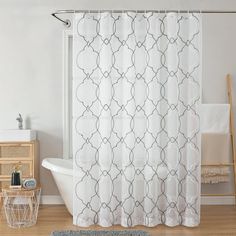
[42,158,72,176]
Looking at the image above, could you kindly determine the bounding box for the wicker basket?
[2,187,41,228]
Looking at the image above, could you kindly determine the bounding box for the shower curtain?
[73,11,201,227]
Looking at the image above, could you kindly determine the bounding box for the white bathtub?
[42,158,73,215]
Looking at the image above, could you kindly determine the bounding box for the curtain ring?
[189,9,192,18]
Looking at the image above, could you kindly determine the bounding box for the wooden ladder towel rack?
[201,74,236,201]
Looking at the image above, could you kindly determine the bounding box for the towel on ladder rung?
[201,133,231,184]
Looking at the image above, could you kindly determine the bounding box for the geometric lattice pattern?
[73,12,201,227]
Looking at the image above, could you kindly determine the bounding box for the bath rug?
[51,230,150,236]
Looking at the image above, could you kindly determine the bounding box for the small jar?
[11,171,21,186]
[11,164,21,186]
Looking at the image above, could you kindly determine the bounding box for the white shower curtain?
[73,11,201,227]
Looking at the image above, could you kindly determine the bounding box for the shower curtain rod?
[52,9,236,27]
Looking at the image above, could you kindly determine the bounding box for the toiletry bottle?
[11,163,22,186]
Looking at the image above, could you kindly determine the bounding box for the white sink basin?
[0,130,37,142]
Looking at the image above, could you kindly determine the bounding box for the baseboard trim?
[40,195,235,205]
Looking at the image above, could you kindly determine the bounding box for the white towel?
[201,133,231,184]
[201,104,230,133]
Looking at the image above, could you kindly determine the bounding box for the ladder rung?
[201,193,236,196]
[201,163,234,167]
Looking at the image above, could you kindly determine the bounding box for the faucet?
[16,114,23,130]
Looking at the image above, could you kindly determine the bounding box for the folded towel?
[202,167,230,176]
[201,174,230,184]
[201,104,230,133]
[201,167,230,184]
[201,133,231,184]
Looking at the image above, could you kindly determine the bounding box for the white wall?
[1,0,236,196]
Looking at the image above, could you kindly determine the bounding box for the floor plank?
[0,205,236,236]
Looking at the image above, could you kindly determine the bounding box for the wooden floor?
[1,205,236,236]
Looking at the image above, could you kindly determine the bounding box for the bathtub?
[42,158,73,215]
[42,158,168,217]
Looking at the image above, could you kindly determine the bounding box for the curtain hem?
[73,217,200,228]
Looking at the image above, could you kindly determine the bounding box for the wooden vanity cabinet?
[0,141,39,190]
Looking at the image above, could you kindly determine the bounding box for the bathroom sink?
[0,129,37,142]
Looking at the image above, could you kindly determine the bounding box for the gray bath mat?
[51,230,150,236]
